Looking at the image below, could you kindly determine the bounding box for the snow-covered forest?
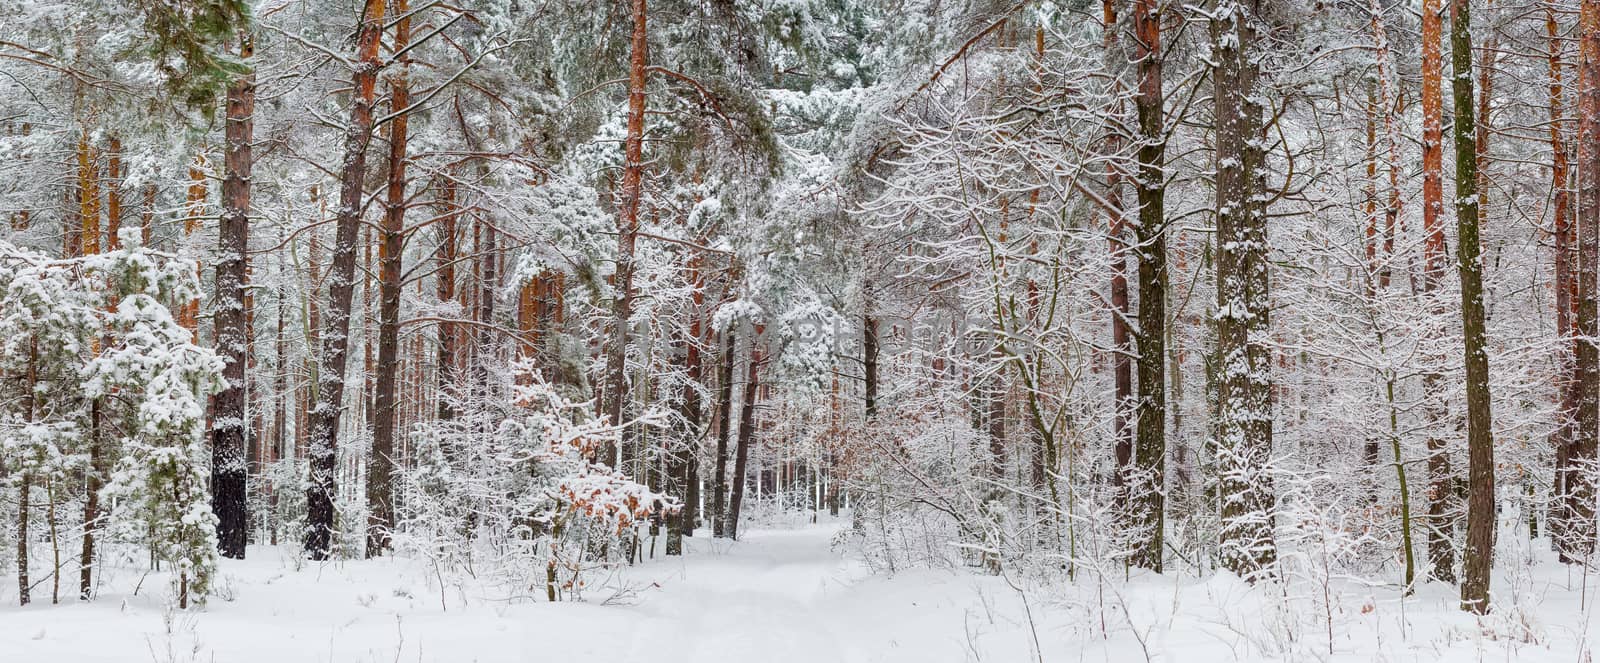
[1,0,1598,660]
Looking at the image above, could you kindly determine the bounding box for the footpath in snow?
[0,522,1594,662]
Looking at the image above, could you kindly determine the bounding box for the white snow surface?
[1,521,1595,662]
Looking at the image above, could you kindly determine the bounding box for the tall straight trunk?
[1130,0,1166,571]
[711,329,736,537]
[1105,0,1133,491]
[1568,0,1600,563]
[1450,0,1495,613]
[301,186,324,462]
[726,325,762,540]
[79,396,103,600]
[434,177,459,421]
[16,339,35,606]
[304,0,389,561]
[271,273,287,544]
[74,130,98,257]
[603,0,649,467]
[1212,0,1276,579]
[1420,0,1457,584]
[368,1,411,557]
[213,36,255,560]
[1549,3,1579,556]
[683,263,704,534]
[15,475,27,606]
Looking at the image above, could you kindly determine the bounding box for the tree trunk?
[1212,0,1277,580]
[726,325,762,540]
[603,0,650,467]
[79,398,102,600]
[1451,0,1495,613]
[711,329,736,537]
[1130,0,1166,572]
[1548,1,1579,558]
[1419,0,1457,584]
[368,1,412,557]
[1567,0,1600,563]
[213,35,255,561]
[667,256,705,553]
[1105,0,1133,494]
[16,339,35,606]
[304,0,389,561]
[106,136,122,250]
[434,177,460,422]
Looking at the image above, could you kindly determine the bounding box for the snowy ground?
[1,521,1595,662]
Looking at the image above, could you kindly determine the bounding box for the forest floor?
[0,519,1595,662]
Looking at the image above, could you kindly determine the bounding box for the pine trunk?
[711,329,736,537]
[1130,0,1166,571]
[213,36,255,560]
[603,0,650,467]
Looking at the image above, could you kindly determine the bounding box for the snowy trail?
[3,521,1593,662]
[0,523,1022,663]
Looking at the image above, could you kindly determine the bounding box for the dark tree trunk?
[17,340,35,606]
[726,326,763,540]
[212,35,255,561]
[434,177,459,422]
[667,261,705,553]
[1450,0,1495,613]
[711,329,736,537]
[864,314,879,421]
[304,0,389,561]
[79,398,103,599]
[1130,0,1167,572]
